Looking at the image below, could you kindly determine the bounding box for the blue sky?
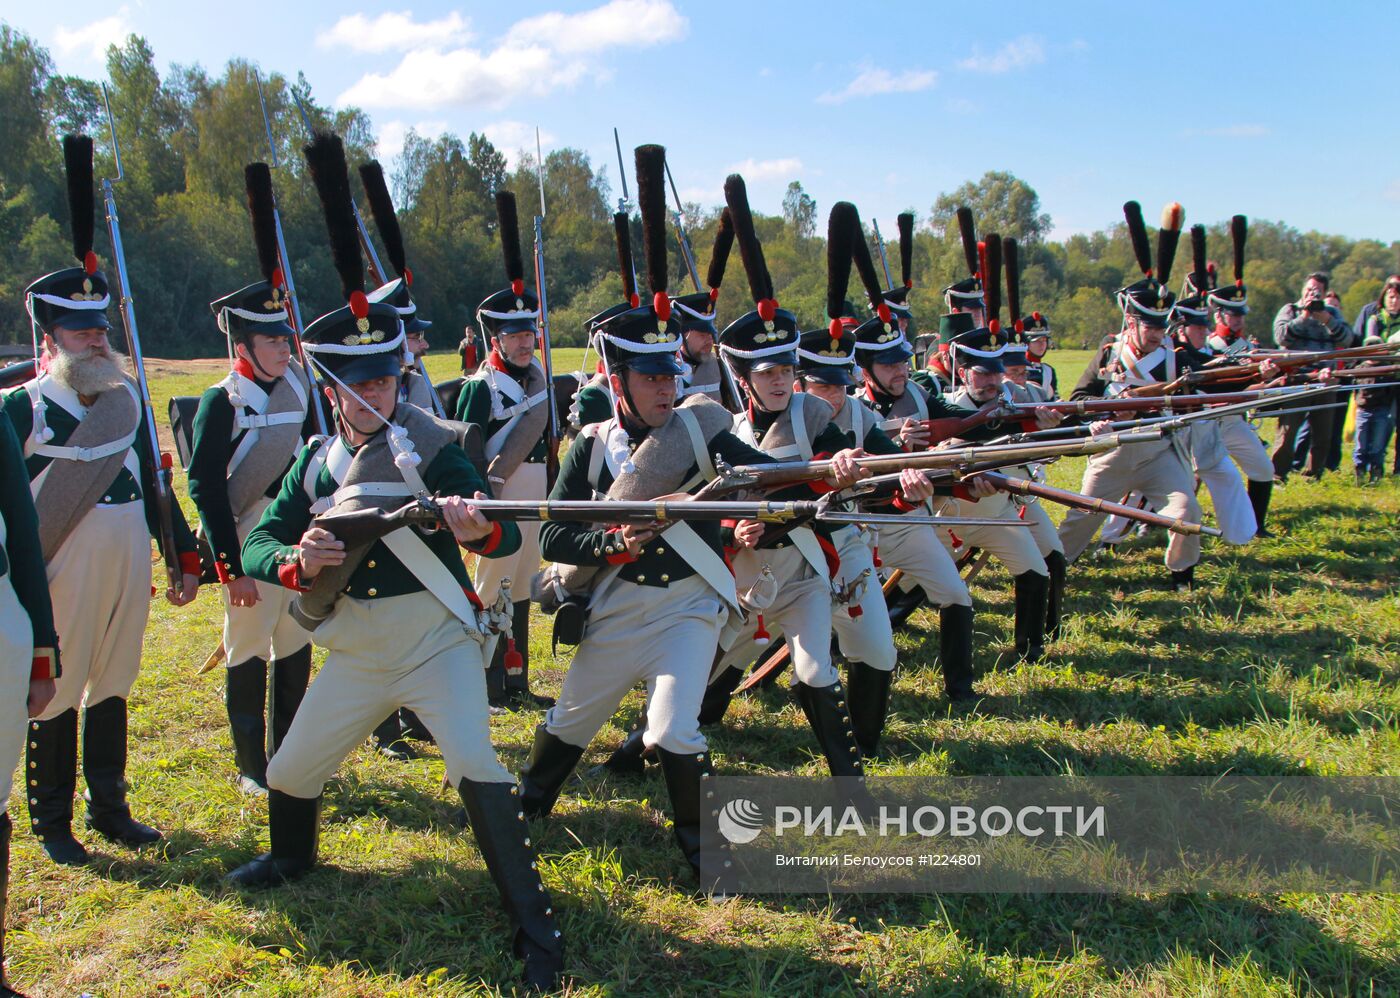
[10,0,1398,242]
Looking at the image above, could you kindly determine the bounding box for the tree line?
[3,25,1396,360]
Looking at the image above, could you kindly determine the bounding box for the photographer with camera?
[1270,273,1350,481]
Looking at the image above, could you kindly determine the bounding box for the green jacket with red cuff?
[0,406,59,681]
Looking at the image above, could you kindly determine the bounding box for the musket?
[1003,399,1348,443]
[254,70,328,434]
[1323,364,1400,381]
[976,472,1222,537]
[0,360,36,391]
[533,128,561,487]
[1127,343,1398,396]
[310,495,1030,546]
[871,219,894,288]
[1016,386,1316,417]
[611,127,639,293]
[709,431,1163,496]
[100,84,182,592]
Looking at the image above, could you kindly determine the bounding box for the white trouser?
[544,573,726,754]
[1219,413,1274,482]
[1021,500,1064,558]
[0,574,32,805]
[39,503,151,719]
[719,544,841,688]
[472,462,546,605]
[932,493,1048,577]
[876,518,972,607]
[1101,492,1149,545]
[224,496,311,664]
[1194,452,1258,545]
[267,591,513,798]
[829,526,896,672]
[1058,437,1202,571]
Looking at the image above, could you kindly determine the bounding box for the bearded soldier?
[227,134,562,990]
[1,405,59,997]
[186,163,313,796]
[518,149,789,878]
[1057,201,1204,590]
[5,136,202,866]
[455,192,556,710]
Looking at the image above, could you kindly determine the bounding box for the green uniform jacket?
[186,381,298,580]
[242,431,520,600]
[571,382,613,432]
[540,422,768,590]
[1,383,199,566]
[455,370,548,464]
[0,407,59,680]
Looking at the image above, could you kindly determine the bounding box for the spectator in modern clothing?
[1352,336,1398,484]
[1272,273,1350,481]
[1364,277,1400,475]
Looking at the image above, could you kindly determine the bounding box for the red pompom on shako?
[757,298,777,322]
[84,251,98,275]
[511,278,525,297]
[349,290,369,319]
[403,266,414,287]
[654,290,671,320]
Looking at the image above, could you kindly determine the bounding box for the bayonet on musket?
[533,130,561,487]
[872,218,894,288]
[99,84,182,592]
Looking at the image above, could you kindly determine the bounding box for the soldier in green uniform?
[186,163,312,795]
[1,405,59,998]
[226,133,562,990]
[7,136,201,866]
[455,192,556,709]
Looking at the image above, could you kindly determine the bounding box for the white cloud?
[375,119,450,159]
[957,35,1045,73]
[316,11,472,54]
[676,184,720,205]
[53,7,132,63]
[482,121,557,169]
[817,67,938,105]
[335,0,687,111]
[726,157,804,182]
[1381,180,1400,202]
[944,97,980,115]
[504,0,687,55]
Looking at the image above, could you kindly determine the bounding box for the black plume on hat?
[304,131,365,303]
[826,202,857,324]
[359,160,408,280]
[1190,224,1207,285]
[1003,236,1021,333]
[1123,201,1152,277]
[613,212,638,306]
[63,134,96,272]
[244,163,281,285]
[851,209,892,324]
[724,174,775,309]
[1231,215,1247,285]
[956,206,978,276]
[634,143,670,317]
[706,207,733,295]
[494,190,526,291]
[1155,202,1183,289]
[984,233,1002,331]
[897,212,914,288]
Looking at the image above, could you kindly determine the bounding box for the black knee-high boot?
[519,724,585,820]
[886,584,927,630]
[82,697,161,847]
[270,646,312,754]
[371,712,414,760]
[226,657,269,794]
[845,661,894,757]
[939,604,976,702]
[1247,479,1274,537]
[1013,571,1049,663]
[792,680,866,780]
[1044,551,1067,642]
[457,779,565,990]
[26,709,87,865]
[655,747,713,877]
[696,666,745,726]
[596,719,648,777]
[225,791,320,886]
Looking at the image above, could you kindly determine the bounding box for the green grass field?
[5,349,1399,996]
